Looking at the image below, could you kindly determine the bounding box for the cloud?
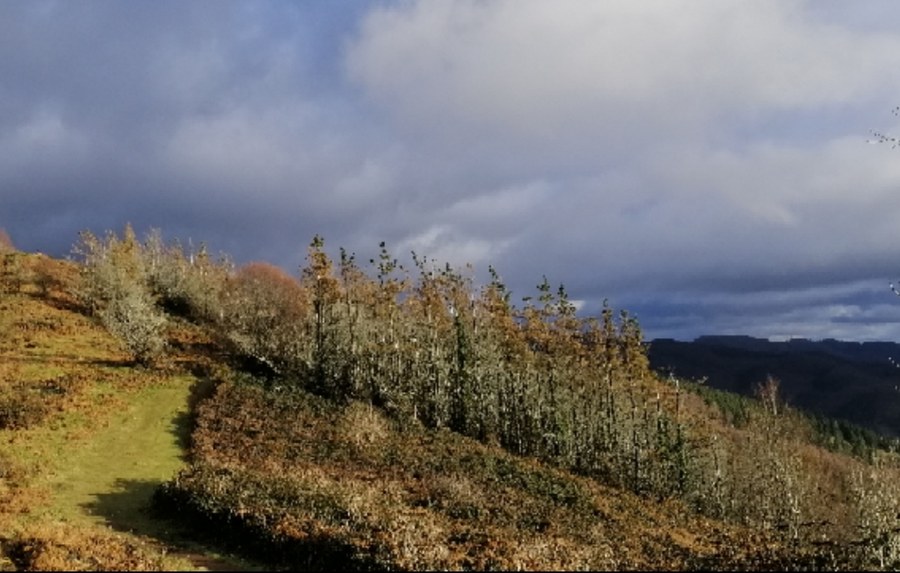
[346,1,900,300]
[4,1,900,341]
[347,0,900,148]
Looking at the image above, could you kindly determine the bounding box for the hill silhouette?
[649,336,900,438]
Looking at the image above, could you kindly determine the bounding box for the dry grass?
[5,522,193,571]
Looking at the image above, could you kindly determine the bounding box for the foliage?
[142,229,231,322]
[72,225,168,366]
[73,225,232,367]
[684,380,754,428]
[0,252,27,294]
[849,461,900,570]
[218,261,308,376]
[0,380,51,431]
[5,524,182,571]
[810,414,897,459]
[156,379,812,571]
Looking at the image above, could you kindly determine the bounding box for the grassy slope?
[0,253,254,571]
[35,376,190,529]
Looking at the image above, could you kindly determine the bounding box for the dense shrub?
[98,286,167,366]
[73,225,234,366]
[5,524,177,571]
[218,261,309,376]
[142,229,231,322]
[72,225,167,366]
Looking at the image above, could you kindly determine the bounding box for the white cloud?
[340,0,900,310]
[395,223,513,270]
[347,0,900,149]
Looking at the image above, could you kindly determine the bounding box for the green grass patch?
[17,376,189,528]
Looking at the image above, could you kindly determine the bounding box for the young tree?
[73,224,167,366]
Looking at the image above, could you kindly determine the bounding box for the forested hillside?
[4,226,900,570]
[649,336,900,439]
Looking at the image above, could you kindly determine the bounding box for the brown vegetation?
[157,380,793,570]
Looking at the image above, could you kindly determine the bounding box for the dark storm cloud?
[0,1,379,264]
[5,0,900,341]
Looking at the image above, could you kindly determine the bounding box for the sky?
[5,1,900,342]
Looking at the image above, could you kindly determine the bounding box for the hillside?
[648,336,900,437]
[0,251,258,570]
[4,232,900,569]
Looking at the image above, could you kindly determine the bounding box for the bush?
[99,285,167,367]
[218,262,310,376]
[72,225,168,366]
[0,253,26,293]
[5,523,178,571]
[142,229,231,322]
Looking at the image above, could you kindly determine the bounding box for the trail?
[1,256,255,569]
[36,374,251,571]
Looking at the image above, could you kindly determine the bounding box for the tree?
[220,261,309,376]
[755,375,782,417]
[72,224,167,366]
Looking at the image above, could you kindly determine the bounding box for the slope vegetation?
[5,230,900,570]
[0,252,253,570]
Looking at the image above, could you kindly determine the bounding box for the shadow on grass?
[78,380,266,570]
[83,478,264,571]
[82,478,172,537]
[169,407,193,455]
[25,289,86,314]
[80,379,216,541]
[165,376,219,459]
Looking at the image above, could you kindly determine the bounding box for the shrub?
[217,262,310,376]
[6,523,179,571]
[850,463,900,569]
[0,253,26,293]
[0,382,49,430]
[142,229,231,322]
[72,224,167,366]
[32,255,64,297]
[99,285,167,366]
[0,228,14,253]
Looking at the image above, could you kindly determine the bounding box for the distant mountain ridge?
[648,336,900,437]
[693,335,900,364]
